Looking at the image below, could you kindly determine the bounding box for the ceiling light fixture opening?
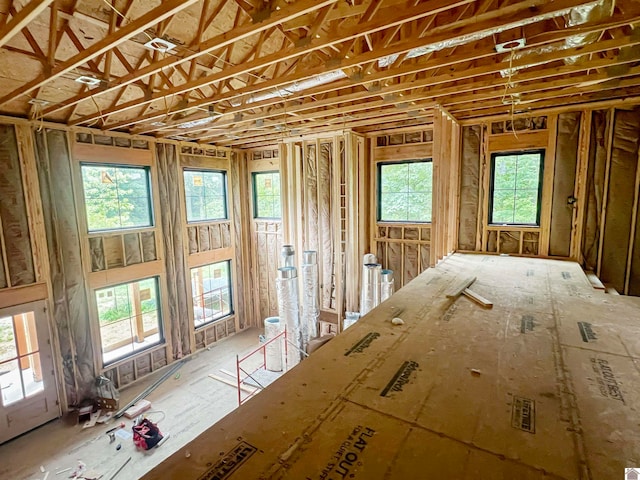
[144,38,177,53]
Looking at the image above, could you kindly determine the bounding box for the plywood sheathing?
[33,128,95,405]
[143,254,640,479]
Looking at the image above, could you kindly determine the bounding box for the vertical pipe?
[277,266,301,369]
[360,263,381,316]
[281,244,295,267]
[380,269,394,302]
[360,254,377,315]
[301,251,320,348]
[263,316,283,372]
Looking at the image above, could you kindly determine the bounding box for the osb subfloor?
[144,254,640,480]
[0,327,264,480]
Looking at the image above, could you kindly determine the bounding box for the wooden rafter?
[0,0,55,49]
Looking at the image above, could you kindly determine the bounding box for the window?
[253,171,281,219]
[490,150,544,225]
[0,311,44,406]
[95,277,163,365]
[378,160,432,222]
[183,170,227,222]
[191,261,232,328]
[81,164,153,232]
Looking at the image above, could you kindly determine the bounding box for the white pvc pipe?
[381,269,395,302]
[301,251,320,349]
[263,316,284,372]
[360,263,381,316]
[276,266,302,369]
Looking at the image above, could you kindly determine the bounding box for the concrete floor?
[0,327,263,480]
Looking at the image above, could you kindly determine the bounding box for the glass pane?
[184,170,227,222]
[96,277,162,365]
[191,261,232,328]
[254,172,281,218]
[407,192,431,222]
[491,152,542,225]
[492,189,516,224]
[381,164,409,193]
[379,161,432,222]
[14,312,39,356]
[21,352,44,398]
[0,316,16,363]
[515,157,540,190]
[493,156,517,190]
[82,165,152,231]
[0,359,23,406]
[514,190,539,224]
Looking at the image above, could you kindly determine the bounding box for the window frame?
[377,158,433,223]
[488,149,545,227]
[190,260,234,329]
[182,168,229,224]
[94,276,165,367]
[252,170,281,219]
[80,163,154,233]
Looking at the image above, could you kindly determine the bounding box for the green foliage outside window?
[183,170,227,222]
[379,160,432,222]
[81,164,152,231]
[490,151,543,225]
[253,171,281,218]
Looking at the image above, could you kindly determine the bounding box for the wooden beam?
[111,2,631,135]
[0,0,199,107]
[42,0,339,117]
[0,0,55,49]
[69,0,475,125]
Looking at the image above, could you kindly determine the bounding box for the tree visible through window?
[191,261,232,328]
[95,277,163,365]
[183,170,227,222]
[253,171,281,218]
[81,164,152,231]
[490,151,544,225]
[378,160,432,222]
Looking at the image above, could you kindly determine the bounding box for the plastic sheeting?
[264,316,284,372]
[301,250,320,346]
[0,124,35,287]
[156,143,191,360]
[34,128,95,405]
[360,263,381,316]
[380,269,394,302]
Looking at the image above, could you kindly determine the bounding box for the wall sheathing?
[0,119,248,410]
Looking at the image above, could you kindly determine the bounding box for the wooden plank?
[487,130,549,152]
[0,283,48,309]
[0,0,55,49]
[445,276,476,298]
[88,260,164,289]
[585,271,606,290]
[72,143,153,166]
[374,143,433,161]
[462,288,493,308]
[539,114,558,256]
[570,110,591,262]
[208,374,257,394]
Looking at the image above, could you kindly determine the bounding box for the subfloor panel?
[144,254,640,480]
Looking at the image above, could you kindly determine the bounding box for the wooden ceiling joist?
[0,0,638,146]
